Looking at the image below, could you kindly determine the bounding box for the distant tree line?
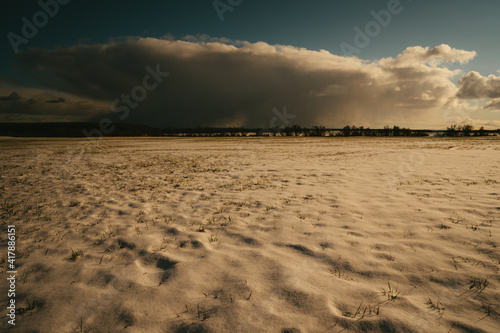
[1,122,499,138]
[444,124,495,137]
[336,125,428,137]
[165,125,432,137]
[164,124,500,137]
[267,125,430,137]
[0,122,164,137]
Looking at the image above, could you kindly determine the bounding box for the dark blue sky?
[1,0,499,128]
[2,0,499,76]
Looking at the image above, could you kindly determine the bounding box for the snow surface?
[1,136,499,332]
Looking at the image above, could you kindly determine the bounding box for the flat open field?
[1,137,500,332]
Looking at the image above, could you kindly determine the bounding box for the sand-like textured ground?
[1,137,499,333]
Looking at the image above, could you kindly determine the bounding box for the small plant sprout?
[70,248,81,261]
[482,211,494,227]
[294,210,306,219]
[480,303,498,317]
[465,221,479,231]
[439,223,450,230]
[216,206,226,214]
[208,234,221,244]
[26,299,37,311]
[343,303,380,318]
[69,200,80,207]
[77,317,92,333]
[469,277,489,297]
[134,226,142,235]
[449,214,462,224]
[164,215,175,224]
[382,282,400,301]
[426,298,445,316]
[329,267,352,280]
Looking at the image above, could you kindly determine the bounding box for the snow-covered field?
[1,136,499,333]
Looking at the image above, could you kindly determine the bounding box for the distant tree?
[291,125,302,136]
[401,127,411,136]
[342,125,351,137]
[478,126,486,136]
[446,124,458,137]
[358,126,364,136]
[462,124,474,136]
[353,126,364,136]
[270,125,281,134]
[312,126,326,136]
[393,125,401,137]
[350,125,358,136]
[383,125,391,136]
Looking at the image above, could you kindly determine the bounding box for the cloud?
[0,92,21,102]
[6,38,492,128]
[180,33,246,46]
[45,97,66,103]
[382,44,476,68]
[456,71,500,99]
[485,99,500,110]
[0,86,108,122]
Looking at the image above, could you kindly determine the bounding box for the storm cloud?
[3,38,488,127]
[0,92,21,102]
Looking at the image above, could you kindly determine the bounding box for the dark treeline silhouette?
[0,122,164,137]
[163,125,428,137]
[166,125,498,137]
[444,124,494,137]
[164,124,499,137]
[337,125,428,137]
[1,122,499,137]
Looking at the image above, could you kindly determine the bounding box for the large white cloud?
[386,44,476,67]
[457,71,500,99]
[2,38,494,127]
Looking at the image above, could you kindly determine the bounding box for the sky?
[1,0,499,129]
